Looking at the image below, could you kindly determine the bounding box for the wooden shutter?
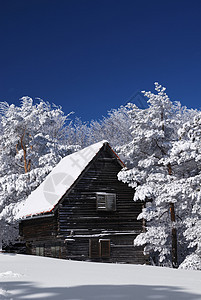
[96,194,107,210]
[106,194,116,211]
[99,239,110,258]
[96,193,116,211]
[89,239,100,258]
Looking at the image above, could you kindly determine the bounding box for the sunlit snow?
[16,141,108,219]
[0,254,201,299]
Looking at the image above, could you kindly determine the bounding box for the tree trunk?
[20,130,31,173]
[167,163,178,268]
[161,110,178,267]
[169,202,178,268]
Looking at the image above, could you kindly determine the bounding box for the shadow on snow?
[0,282,200,300]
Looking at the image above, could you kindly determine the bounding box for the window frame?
[89,239,111,259]
[96,192,116,211]
[51,245,61,258]
[36,246,44,256]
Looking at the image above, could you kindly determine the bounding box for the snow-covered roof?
[16,140,109,219]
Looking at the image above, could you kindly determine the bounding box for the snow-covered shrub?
[179,254,201,270]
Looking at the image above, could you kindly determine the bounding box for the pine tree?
[118,83,197,267]
[0,97,76,247]
[167,113,201,269]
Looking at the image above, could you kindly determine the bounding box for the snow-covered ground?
[0,254,201,299]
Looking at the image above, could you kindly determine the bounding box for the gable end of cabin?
[19,143,147,264]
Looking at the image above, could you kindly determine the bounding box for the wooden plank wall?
[20,215,58,241]
[20,146,147,264]
[57,147,146,263]
[58,148,142,235]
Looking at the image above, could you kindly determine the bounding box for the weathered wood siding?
[19,145,147,264]
[57,146,145,263]
[20,215,58,242]
[59,148,142,235]
[64,235,146,264]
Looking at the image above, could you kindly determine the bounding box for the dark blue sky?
[1,0,201,121]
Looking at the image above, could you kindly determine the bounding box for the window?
[36,246,44,256]
[51,245,61,258]
[96,193,116,211]
[89,239,110,258]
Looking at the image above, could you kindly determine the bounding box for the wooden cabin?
[17,141,146,264]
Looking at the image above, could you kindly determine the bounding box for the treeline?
[0,97,132,247]
[1,83,201,270]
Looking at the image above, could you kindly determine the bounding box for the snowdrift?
[0,254,201,299]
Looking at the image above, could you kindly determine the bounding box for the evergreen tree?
[118,83,197,267]
[167,113,201,269]
[0,97,76,247]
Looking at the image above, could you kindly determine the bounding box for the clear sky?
[1,0,201,121]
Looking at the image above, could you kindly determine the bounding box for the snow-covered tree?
[0,97,134,248]
[118,83,197,267]
[165,113,201,270]
[65,117,90,148]
[88,106,133,149]
[64,105,133,150]
[0,97,77,247]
